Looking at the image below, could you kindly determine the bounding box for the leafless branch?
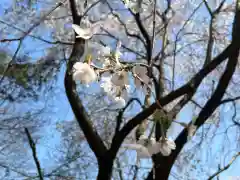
[25,128,43,180]
[220,96,240,104]
[208,152,240,180]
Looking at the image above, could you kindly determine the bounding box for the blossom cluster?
[123,134,176,158]
[71,23,151,109]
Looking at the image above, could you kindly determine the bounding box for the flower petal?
[160,144,172,156]
[122,143,151,158]
[114,97,126,109]
[72,24,93,39]
[72,62,96,84]
[111,71,128,87]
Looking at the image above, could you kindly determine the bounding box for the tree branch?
[208,152,240,180]
[64,0,107,160]
[220,96,240,104]
[109,37,233,162]
[146,1,240,178]
[133,12,152,62]
[68,0,80,23]
[25,128,43,180]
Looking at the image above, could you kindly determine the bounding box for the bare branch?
[203,0,214,16]
[208,152,240,180]
[121,0,152,62]
[220,96,240,104]
[24,128,43,180]
[82,0,101,17]
[115,98,143,133]
[68,0,80,23]
[171,2,204,89]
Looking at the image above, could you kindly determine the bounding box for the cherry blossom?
[132,64,150,87]
[111,70,129,87]
[72,62,97,84]
[72,24,93,39]
[114,41,123,68]
[124,0,143,14]
[122,143,152,159]
[122,135,176,160]
[99,46,111,57]
[100,76,115,95]
[159,137,176,156]
[113,96,126,109]
[72,21,102,39]
[122,135,155,159]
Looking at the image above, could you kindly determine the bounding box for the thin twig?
[208,152,240,180]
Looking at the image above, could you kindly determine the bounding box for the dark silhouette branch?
[64,0,107,160]
[25,128,43,180]
[68,0,80,23]
[133,11,152,62]
[220,96,240,104]
[115,98,143,133]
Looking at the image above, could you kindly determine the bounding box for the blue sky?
[0,0,240,179]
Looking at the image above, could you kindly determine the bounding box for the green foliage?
[135,123,146,141]
[153,109,172,136]
[0,50,61,101]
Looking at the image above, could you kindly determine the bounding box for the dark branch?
[64,0,107,159]
[115,98,143,133]
[220,96,240,104]
[25,128,43,180]
[68,0,80,23]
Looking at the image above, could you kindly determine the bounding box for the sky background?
[0,0,240,179]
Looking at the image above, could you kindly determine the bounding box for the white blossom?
[72,62,97,84]
[97,46,111,67]
[100,76,115,95]
[122,143,151,159]
[115,51,122,68]
[72,24,93,39]
[132,64,150,87]
[138,135,161,155]
[138,135,156,145]
[123,135,153,159]
[159,137,176,156]
[111,71,129,87]
[114,41,122,67]
[100,46,111,56]
[123,135,162,160]
[72,21,102,39]
[133,64,148,78]
[121,86,131,101]
[124,0,142,14]
[113,96,126,109]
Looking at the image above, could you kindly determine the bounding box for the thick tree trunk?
[146,155,175,180]
[97,158,114,180]
[146,130,188,180]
